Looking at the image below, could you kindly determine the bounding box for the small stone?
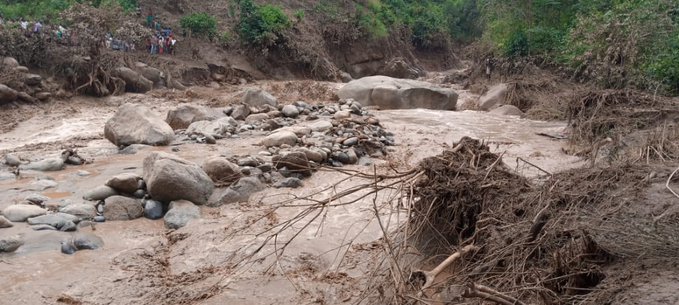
[83,186,118,201]
[343,137,359,146]
[309,120,333,132]
[94,216,106,222]
[144,200,164,220]
[203,157,243,185]
[0,235,23,253]
[260,131,298,147]
[273,152,312,177]
[77,170,91,176]
[28,179,58,191]
[238,157,260,167]
[0,216,13,228]
[273,177,304,189]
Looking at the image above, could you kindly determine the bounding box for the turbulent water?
[0,87,584,304]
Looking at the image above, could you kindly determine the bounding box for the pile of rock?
[0,56,56,104]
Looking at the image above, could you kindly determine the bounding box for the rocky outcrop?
[478,83,508,111]
[104,103,175,146]
[143,152,214,205]
[338,76,458,110]
[113,67,153,93]
[166,104,224,130]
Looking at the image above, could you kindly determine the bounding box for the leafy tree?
[180,12,217,39]
[237,0,291,47]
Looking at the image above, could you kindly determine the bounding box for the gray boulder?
[281,105,300,118]
[103,196,143,221]
[60,203,97,218]
[113,67,153,93]
[143,152,214,205]
[19,157,65,171]
[0,235,23,253]
[144,200,164,220]
[489,104,524,116]
[202,157,242,185]
[104,103,175,146]
[260,131,298,147]
[0,84,18,104]
[186,117,237,138]
[166,104,224,130]
[2,204,47,222]
[242,88,277,107]
[479,83,508,111]
[338,76,457,110]
[83,185,118,201]
[105,173,142,194]
[164,200,200,229]
[0,215,13,228]
[4,153,22,166]
[27,213,80,229]
[207,177,266,206]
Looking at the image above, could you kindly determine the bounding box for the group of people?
[145,11,177,55]
[0,15,75,45]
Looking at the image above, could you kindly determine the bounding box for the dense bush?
[237,0,291,47]
[0,0,137,19]
[180,12,217,39]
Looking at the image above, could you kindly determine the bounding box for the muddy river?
[0,86,584,304]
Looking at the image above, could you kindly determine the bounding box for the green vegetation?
[237,0,291,47]
[180,12,217,39]
[0,0,137,20]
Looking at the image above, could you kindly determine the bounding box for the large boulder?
[135,63,163,84]
[0,84,18,104]
[166,104,224,130]
[186,117,237,138]
[478,83,508,111]
[260,131,298,147]
[19,157,65,171]
[103,196,143,221]
[164,200,200,229]
[143,152,214,205]
[2,205,47,222]
[113,67,153,93]
[338,76,457,110]
[202,157,242,185]
[242,88,277,107]
[104,103,175,146]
